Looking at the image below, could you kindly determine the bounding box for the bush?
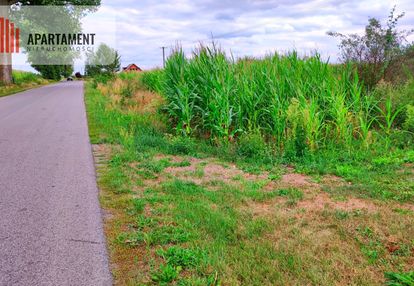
[237,132,267,159]
[168,136,196,155]
[121,81,135,99]
[30,65,73,80]
[373,80,414,128]
[92,74,114,88]
[328,7,412,89]
[389,130,414,149]
[403,104,414,132]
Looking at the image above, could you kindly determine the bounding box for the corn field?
[141,45,402,154]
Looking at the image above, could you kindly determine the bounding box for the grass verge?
[0,70,51,97]
[85,78,414,285]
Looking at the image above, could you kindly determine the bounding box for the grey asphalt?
[0,82,112,286]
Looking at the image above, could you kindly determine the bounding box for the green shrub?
[152,264,181,283]
[92,74,113,87]
[237,132,267,158]
[403,104,414,132]
[157,246,203,269]
[168,136,196,155]
[120,80,135,99]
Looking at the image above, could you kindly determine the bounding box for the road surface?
[0,82,112,285]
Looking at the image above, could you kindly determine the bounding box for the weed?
[128,198,145,214]
[152,264,181,283]
[385,271,414,286]
[237,132,267,159]
[276,188,304,205]
[156,246,204,269]
[334,210,350,220]
[144,225,192,245]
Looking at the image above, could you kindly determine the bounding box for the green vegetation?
[141,46,413,163]
[0,70,50,97]
[85,9,413,284]
[12,1,101,80]
[85,43,121,77]
[86,70,414,285]
[12,70,42,85]
[385,271,414,286]
[328,6,413,88]
[31,65,73,81]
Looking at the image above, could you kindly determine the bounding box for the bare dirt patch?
[154,154,186,164]
[148,154,385,216]
[92,144,114,165]
[245,200,282,217]
[281,173,312,186]
[164,157,202,174]
[203,163,243,182]
[321,174,349,187]
[297,192,377,212]
[163,156,267,185]
[264,172,320,193]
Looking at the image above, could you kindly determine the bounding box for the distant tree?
[328,6,413,88]
[0,0,101,83]
[31,65,73,80]
[85,44,121,76]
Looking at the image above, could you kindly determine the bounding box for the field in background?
[0,70,50,97]
[86,57,414,284]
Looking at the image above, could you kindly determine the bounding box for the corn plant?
[379,96,404,136]
[357,95,377,148]
[301,97,323,151]
[141,43,401,155]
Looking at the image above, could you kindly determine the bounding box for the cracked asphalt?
[0,82,112,285]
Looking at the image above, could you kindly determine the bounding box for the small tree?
[328,6,413,88]
[85,44,121,76]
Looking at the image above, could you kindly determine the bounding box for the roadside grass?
[86,79,414,285]
[0,70,50,97]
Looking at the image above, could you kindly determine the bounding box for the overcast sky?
[104,0,414,70]
[14,0,414,72]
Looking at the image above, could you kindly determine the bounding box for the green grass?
[12,70,42,84]
[85,78,414,285]
[0,70,50,97]
[385,271,414,286]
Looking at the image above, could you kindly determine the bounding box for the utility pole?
[160,46,167,68]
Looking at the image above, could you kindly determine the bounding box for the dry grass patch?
[98,149,414,285]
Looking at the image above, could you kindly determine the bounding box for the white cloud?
[16,0,414,72]
[96,0,413,70]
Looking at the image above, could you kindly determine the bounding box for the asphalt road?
[0,82,112,285]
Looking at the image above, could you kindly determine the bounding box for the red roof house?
[123,64,142,72]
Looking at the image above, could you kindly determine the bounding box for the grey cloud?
[82,0,414,70]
